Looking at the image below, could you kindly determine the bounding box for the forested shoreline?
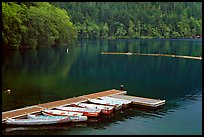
[53,2,202,39]
[2,2,77,49]
[2,2,202,49]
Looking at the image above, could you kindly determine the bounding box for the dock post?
[120,85,124,91]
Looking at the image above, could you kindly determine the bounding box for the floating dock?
[101,52,202,60]
[2,89,165,123]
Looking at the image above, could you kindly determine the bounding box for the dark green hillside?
[52,2,202,39]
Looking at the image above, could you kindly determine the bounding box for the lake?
[2,39,202,135]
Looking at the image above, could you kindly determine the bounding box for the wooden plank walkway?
[2,89,126,122]
[101,52,202,60]
[109,94,165,107]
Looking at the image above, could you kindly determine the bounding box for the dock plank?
[38,96,87,109]
[82,89,127,99]
[2,106,44,121]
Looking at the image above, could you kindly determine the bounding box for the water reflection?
[2,46,80,111]
[2,39,202,135]
[2,39,202,109]
[70,39,202,100]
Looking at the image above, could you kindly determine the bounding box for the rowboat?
[87,98,123,110]
[27,114,88,122]
[56,106,101,117]
[99,96,132,107]
[73,102,114,115]
[5,116,71,126]
[42,109,84,116]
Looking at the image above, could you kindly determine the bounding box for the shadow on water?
[2,46,81,111]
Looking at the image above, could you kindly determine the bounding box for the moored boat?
[73,102,114,115]
[87,98,123,110]
[27,114,88,122]
[68,115,88,122]
[5,116,71,126]
[99,96,132,107]
[56,106,101,117]
[42,109,84,116]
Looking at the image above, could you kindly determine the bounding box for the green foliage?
[115,23,126,37]
[87,21,100,39]
[2,2,202,48]
[2,2,77,49]
[53,2,202,39]
[100,23,109,38]
[128,20,135,38]
[2,2,26,49]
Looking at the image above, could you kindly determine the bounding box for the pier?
[2,89,165,123]
[101,52,202,60]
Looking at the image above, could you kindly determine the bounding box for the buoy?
[120,85,124,91]
[5,89,11,94]
[67,49,69,53]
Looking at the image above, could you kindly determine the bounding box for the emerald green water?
[2,39,202,135]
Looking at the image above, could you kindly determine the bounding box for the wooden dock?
[2,89,165,123]
[2,89,126,123]
[101,52,202,60]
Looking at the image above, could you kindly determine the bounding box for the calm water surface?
[2,39,202,135]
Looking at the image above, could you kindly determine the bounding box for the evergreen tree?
[128,20,135,38]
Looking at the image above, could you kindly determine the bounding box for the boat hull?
[56,106,101,117]
[87,99,123,110]
[27,114,88,122]
[101,109,114,114]
[73,103,114,115]
[83,112,100,117]
[5,117,70,126]
[42,109,83,117]
[99,96,132,108]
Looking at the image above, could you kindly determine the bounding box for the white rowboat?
[87,98,123,110]
[73,102,114,114]
[5,116,70,126]
[27,114,88,122]
[99,96,132,107]
[42,109,84,116]
[56,106,101,117]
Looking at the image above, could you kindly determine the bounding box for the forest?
[53,2,202,39]
[2,2,77,49]
[2,2,202,49]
